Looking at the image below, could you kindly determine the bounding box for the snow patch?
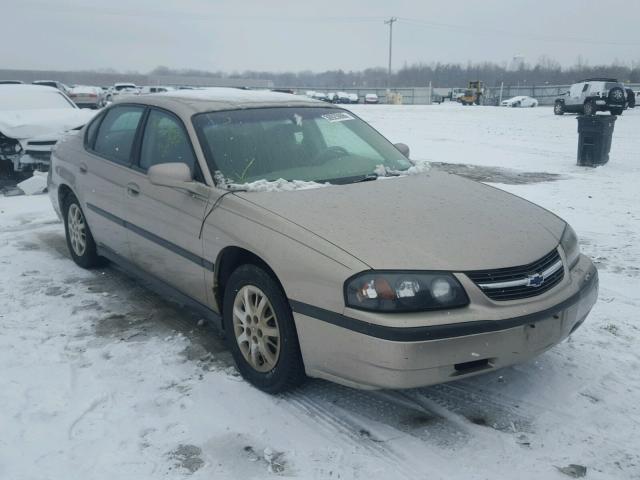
[17,171,48,195]
[375,158,431,178]
[228,178,330,192]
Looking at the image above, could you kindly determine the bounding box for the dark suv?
[554,78,630,116]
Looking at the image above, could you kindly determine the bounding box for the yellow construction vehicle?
[457,81,485,105]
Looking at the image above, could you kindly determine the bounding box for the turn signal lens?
[560,224,580,269]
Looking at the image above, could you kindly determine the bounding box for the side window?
[93,106,144,165]
[582,83,589,93]
[139,109,196,172]
[84,111,104,149]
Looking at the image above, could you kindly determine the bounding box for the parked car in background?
[271,88,295,94]
[33,80,70,94]
[0,85,96,175]
[68,85,105,109]
[335,92,351,104]
[554,78,628,116]
[501,96,539,108]
[364,93,379,104]
[47,88,598,393]
[346,93,359,104]
[105,83,139,102]
[311,92,329,102]
[139,86,176,94]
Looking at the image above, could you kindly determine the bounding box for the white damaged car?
[0,85,97,175]
[501,96,538,108]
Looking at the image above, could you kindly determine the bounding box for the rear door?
[123,107,210,305]
[566,83,585,110]
[81,105,145,259]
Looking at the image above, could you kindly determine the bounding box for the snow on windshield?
[214,171,329,192]
[0,90,75,111]
[375,158,431,177]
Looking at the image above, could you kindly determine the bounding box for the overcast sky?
[4,0,640,73]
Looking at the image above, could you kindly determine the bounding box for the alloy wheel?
[67,204,87,257]
[232,285,281,372]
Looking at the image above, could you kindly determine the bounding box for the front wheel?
[610,107,623,116]
[223,264,306,393]
[554,102,565,115]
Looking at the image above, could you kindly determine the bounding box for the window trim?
[190,105,402,185]
[133,105,205,183]
[83,109,107,150]
[86,103,147,167]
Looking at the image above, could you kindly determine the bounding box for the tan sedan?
[47,89,598,393]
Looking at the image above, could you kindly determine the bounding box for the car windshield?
[115,85,136,91]
[0,90,75,110]
[193,107,412,184]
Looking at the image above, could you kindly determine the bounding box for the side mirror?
[394,142,410,158]
[148,162,208,197]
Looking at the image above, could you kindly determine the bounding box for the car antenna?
[198,188,247,239]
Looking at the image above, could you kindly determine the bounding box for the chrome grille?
[466,249,564,301]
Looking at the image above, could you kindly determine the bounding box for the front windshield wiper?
[351,173,379,183]
[319,170,401,185]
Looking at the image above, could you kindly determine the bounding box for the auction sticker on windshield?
[321,112,355,122]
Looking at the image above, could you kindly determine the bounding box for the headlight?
[560,224,580,268]
[345,271,469,312]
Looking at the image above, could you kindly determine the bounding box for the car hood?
[236,172,566,271]
[0,108,97,140]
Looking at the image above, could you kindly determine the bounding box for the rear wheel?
[583,101,596,116]
[554,102,565,115]
[62,193,103,268]
[223,264,306,393]
[610,107,624,116]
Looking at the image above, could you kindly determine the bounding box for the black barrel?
[576,115,616,166]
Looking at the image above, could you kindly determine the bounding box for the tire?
[62,193,103,268]
[583,101,596,116]
[222,264,306,393]
[626,89,635,108]
[610,107,623,116]
[609,87,625,105]
[554,102,565,115]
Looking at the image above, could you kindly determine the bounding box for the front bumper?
[293,255,598,390]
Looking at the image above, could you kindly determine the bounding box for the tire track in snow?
[283,387,417,479]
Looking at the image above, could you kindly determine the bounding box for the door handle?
[79,163,87,174]
[126,182,140,197]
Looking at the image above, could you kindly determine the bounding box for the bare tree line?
[150,59,640,88]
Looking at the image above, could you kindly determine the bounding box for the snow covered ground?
[1,103,639,479]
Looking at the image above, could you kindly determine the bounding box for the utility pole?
[384,17,397,92]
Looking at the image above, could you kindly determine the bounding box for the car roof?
[113,87,330,115]
[579,78,619,83]
[0,84,60,93]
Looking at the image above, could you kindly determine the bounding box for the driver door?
[123,107,210,305]
[567,83,585,109]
